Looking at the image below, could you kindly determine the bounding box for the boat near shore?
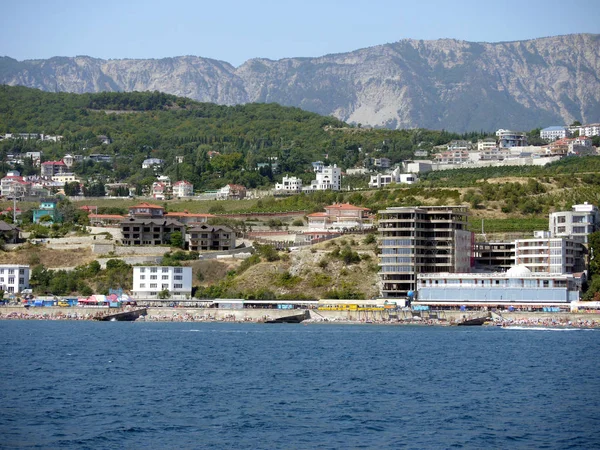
[456,316,489,326]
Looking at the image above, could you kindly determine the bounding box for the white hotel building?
[132,266,193,299]
[0,264,30,294]
[416,265,580,306]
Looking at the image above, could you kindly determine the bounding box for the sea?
[1,321,599,449]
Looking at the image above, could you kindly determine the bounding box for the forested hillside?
[0,86,490,191]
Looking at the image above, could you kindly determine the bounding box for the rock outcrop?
[1,34,598,132]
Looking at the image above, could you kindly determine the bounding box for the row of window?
[139,267,184,273]
[139,275,183,280]
[138,283,185,289]
[0,269,24,275]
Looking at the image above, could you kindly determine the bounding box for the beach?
[1,306,599,328]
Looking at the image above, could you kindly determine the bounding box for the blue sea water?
[0,322,599,449]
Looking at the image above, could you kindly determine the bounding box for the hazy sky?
[2,0,599,66]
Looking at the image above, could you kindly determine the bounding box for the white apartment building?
[132,266,193,299]
[0,264,30,294]
[306,164,342,191]
[477,138,498,152]
[570,123,600,138]
[549,202,599,244]
[540,126,569,141]
[275,175,303,193]
[514,232,585,274]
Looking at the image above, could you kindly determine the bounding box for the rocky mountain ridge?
[1,34,599,132]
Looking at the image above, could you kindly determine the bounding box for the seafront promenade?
[1,306,599,328]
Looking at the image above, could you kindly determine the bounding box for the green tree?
[170,231,184,248]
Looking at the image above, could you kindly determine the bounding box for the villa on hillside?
[307,203,373,231]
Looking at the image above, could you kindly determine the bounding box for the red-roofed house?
[41,160,68,177]
[1,171,30,198]
[128,202,164,218]
[173,180,194,198]
[151,182,169,200]
[307,203,373,231]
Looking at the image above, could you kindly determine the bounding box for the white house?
[142,158,164,169]
[172,180,194,198]
[0,264,30,294]
[305,164,342,191]
[274,175,302,193]
[368,167,418,188]
[132,266,193,299]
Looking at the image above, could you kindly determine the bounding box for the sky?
[2,0,599,67]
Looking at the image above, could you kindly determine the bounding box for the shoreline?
[1,308,599,328]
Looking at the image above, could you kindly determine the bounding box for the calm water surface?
[0,321,599,449]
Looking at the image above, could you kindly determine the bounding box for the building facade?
[120,217,185,247]
[172,180,194,198]
[549,202,599,244]
[496,129,528,148]
[274,175,303,194]
[378,206,473,299]
[0,264,30,294]
[187,224,235,251]
[307,203,372,231]
[368,167,418,188]
[416,265,580,306]
[307,164,342,191]
[514,232,585,274]
[541,126,569,141]
[132,266,192,299]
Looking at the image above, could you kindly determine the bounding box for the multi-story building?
[549,202,599,244]
[274,175,303,194]
[416,265,580,306]
[187,224,235,251]
[378,206,473,299]
[120,203,185,246]
[52,173,80,186]
[0,264,30,294]
[570,123,600,137]
[307,203,373,231]
[368,168,418,188]
[132,266,192,299]
[541,126,569,141]
[120,217,185,247]
[306,164,342,191]
[172,180,194,198]
[216,184,247,200]
[151,181,170,200]
[447,140,472,151]
[496,129,528,148]
[372,157,391,169]
[477,138,498,152]
[40,160,68,177]
[514,232,585,274]
[128,202,165,218]
[433,150,470,165]
[32,199,62,224]
[0,171,30,198]
[473,241,516,272]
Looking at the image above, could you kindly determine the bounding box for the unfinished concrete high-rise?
[378,206,473,299]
